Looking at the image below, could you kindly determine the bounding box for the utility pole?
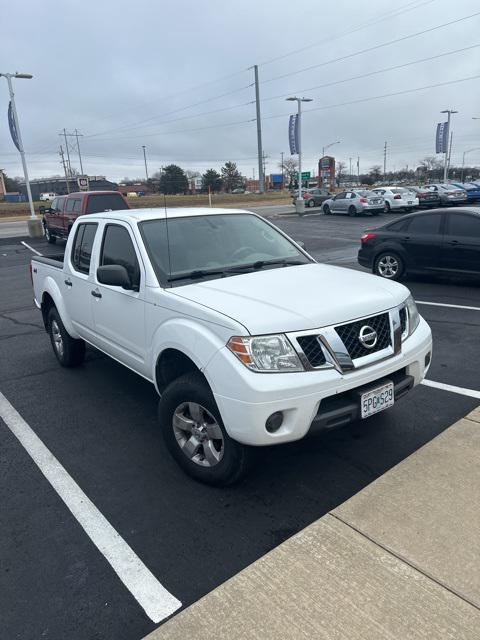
[441,109,458,182]
[262,151,268,187]
[59,146,70,193]
[74,129,84,175]
[280,151,284,189]
[253,65,264,193]
[447,130,453,178]
[142,145,149,181]
[60,128,73,177]
[357,156,360,183]
[383,141,387,181]
[349,157,352,180]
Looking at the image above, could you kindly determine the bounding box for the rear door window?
[71,223,98,274]
[408,214,443,235]
[86,193,127,214]
[65,199,76,213]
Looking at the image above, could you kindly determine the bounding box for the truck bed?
[32,255,64,269]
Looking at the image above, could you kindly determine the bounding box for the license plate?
[408,201,413,204]
[361,381,394,419]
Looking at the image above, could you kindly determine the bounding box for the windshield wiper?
[167,269,227,282]
[227,259,307,272]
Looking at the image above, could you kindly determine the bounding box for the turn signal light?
[361,232,377,244]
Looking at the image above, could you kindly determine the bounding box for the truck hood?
[172,263,409,334]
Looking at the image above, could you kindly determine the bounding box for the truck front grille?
[296,335,326,367]
[335,313,391,360]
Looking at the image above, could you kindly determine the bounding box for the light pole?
[142,145,149,181]
[461,148,480,182]
[286,96,312,214]
[0,71,42,237]
[322,140,340,157]
[440,109,458,182]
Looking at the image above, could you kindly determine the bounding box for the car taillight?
[359,197,368,203]
[393,194,402,199]
[303,193,310,199]
[361,232,377,244]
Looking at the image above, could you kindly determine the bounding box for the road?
[1,206,479,640]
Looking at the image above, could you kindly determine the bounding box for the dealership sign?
[77,176,89,191]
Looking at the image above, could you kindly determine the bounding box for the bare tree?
[279,157,298,187]
[369,165,383,182]
[336,161,347,186]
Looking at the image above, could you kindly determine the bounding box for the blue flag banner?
[8,101,21,151]
[435,121,448,154]
[288,114,299,155]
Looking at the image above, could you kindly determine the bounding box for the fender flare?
[41,276,80,339]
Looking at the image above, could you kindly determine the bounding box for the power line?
[258,0,437,67]
[261,11,480,85]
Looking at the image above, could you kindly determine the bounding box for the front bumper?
[207,317,432,446]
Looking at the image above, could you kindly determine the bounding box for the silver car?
[322,190,385,216]
[426,184,468,206]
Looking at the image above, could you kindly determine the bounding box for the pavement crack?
[330,512,480,613]
[0,312,43,331]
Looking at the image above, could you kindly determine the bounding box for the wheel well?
[41,293,55,330]
[155,349,202,393]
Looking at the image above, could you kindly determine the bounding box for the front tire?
[159,372,253,486]
[44,224,56,244]
[323,204,331,215]
[348,205,357,217]
[373,251,405,281]
[47,307,85,367]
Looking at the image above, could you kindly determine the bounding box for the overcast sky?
[1,0,479,182]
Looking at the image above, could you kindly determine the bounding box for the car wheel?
[47,307,85,367]
[307,199,315,208]
[373,252,404,281]
[44,224,56,244]
[348,205,357,217]
[159,372,254,486]
[323,204,331,215]
[384,202,391,213]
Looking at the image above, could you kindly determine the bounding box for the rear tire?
[307,199,315,208]
[44,224,56,244]
[159,372,253,486]
[373,251,405,281]
[384,201,391,213]
[47,307,85,367]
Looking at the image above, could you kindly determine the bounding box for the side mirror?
[97,264,134,290]
[39,206,45,215]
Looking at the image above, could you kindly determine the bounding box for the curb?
[144,406,480,639]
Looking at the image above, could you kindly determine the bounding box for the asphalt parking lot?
[1,206,479,640]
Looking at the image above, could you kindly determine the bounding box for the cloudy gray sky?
[1,0,479,182]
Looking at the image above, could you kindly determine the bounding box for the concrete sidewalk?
[145,407,480,639]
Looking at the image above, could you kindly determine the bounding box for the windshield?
[140,213,311,285]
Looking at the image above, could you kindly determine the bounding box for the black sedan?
[357,207,480,280]
[405,186,441,209]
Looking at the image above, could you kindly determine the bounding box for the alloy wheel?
[51,320,64,358]
[173,402,224,467]
[377,255,399,278]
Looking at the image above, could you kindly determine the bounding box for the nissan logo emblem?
[359,325,378,349]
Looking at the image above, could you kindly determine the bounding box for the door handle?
[448,240,459,245]
[91,289,102,299]
[64,279,72,287]
[402,236,411,241]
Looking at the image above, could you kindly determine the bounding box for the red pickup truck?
[41,191,130,243]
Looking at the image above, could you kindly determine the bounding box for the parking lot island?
[144,406,480,640]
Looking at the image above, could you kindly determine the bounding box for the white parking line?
[422,379,480,400]
[0,391,181,623]
[416,300,480,312]
[21,241,43,256]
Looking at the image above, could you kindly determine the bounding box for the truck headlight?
[227,335,304,372]
[403,294,420,338]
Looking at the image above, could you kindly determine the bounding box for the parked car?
[31,207,431,485]
[41,191,130,243]
[322,190,385,216]
[291,187,331,208]
[371,187,419,212]
[358,207,480,280]
[449,182,480,203]
[405,186,441,209]
[39,192,57,201]
[425,184,468,206]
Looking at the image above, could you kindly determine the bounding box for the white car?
[31,207,432,485]
[39,192,57,201]
[371,187,419,213]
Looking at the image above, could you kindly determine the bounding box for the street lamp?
[286,96,312,214]
[440,109,458,182]
[461,148,480,182]
[322,140,341,157]
[0,71,42,237]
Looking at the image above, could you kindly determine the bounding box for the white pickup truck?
[31,208,432,485]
